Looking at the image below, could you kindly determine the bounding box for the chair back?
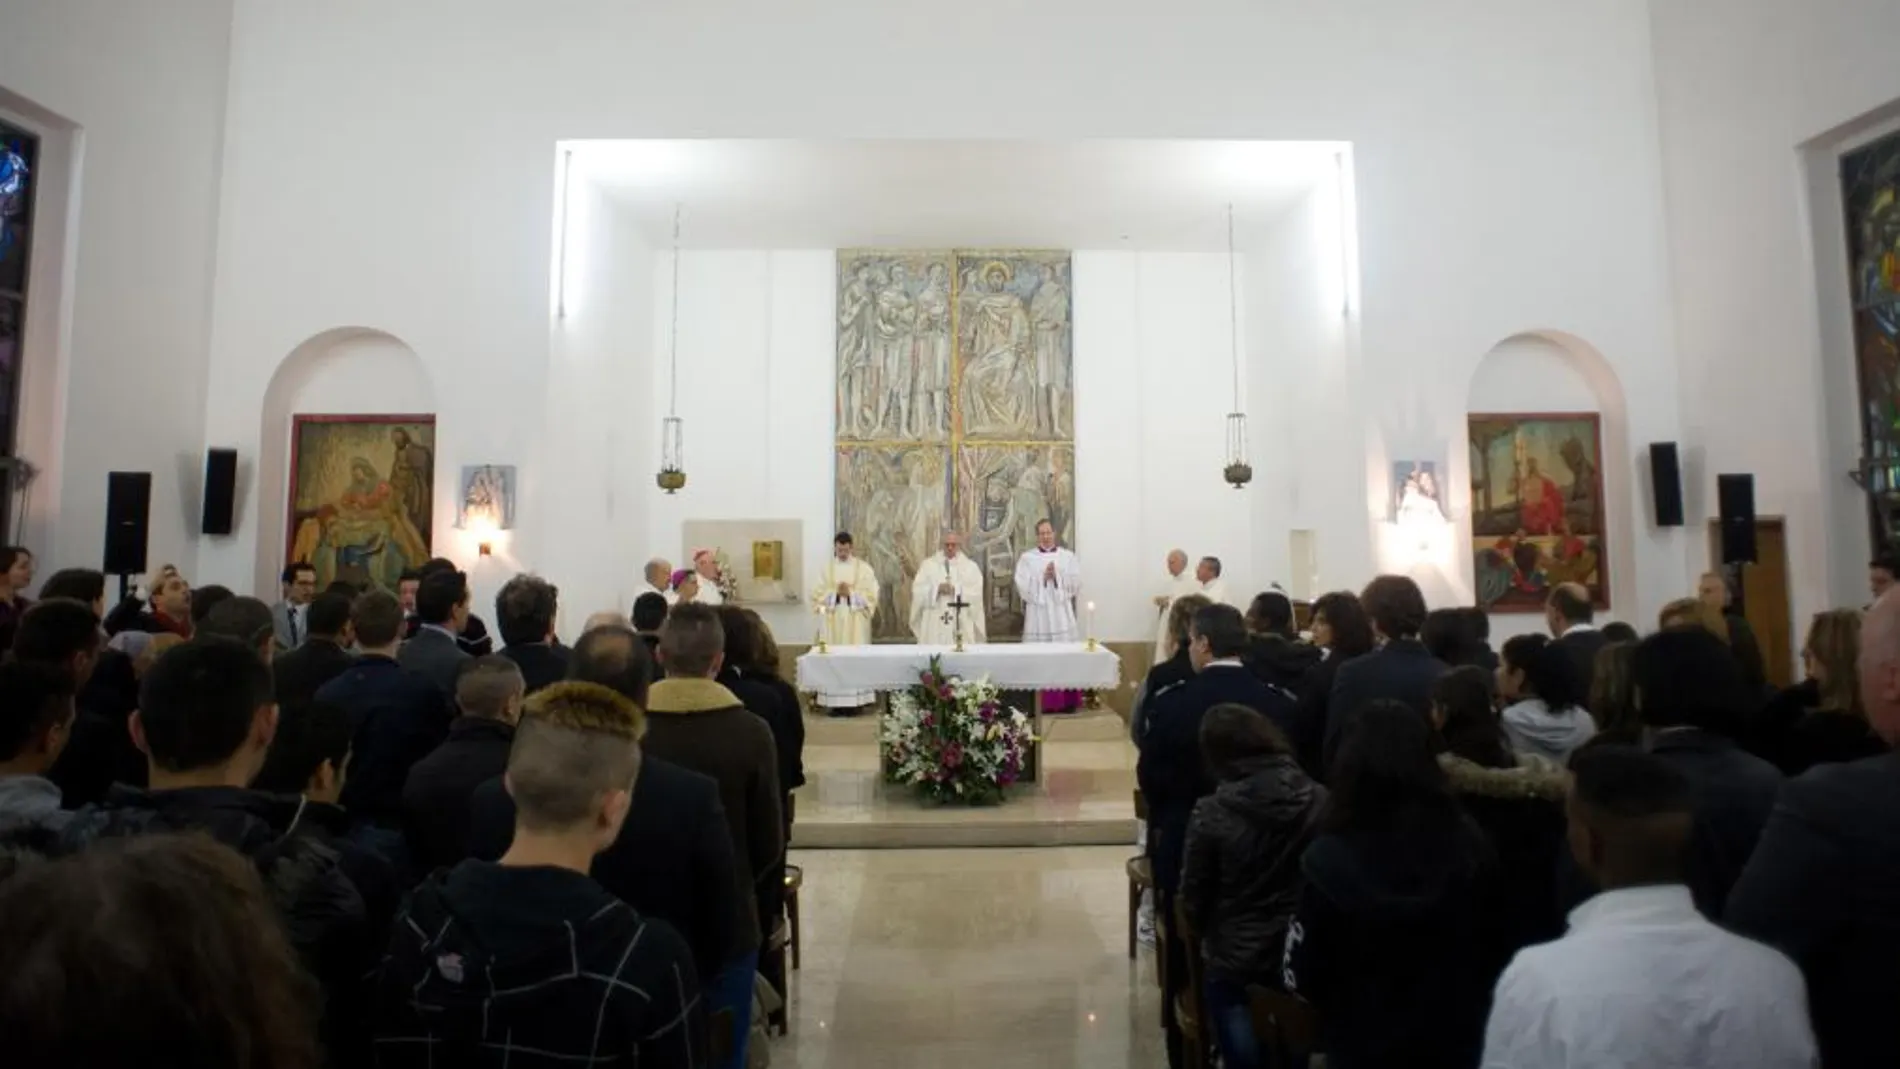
[1247,984,1320,1069]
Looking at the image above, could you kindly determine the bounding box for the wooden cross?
[948,593,971,652]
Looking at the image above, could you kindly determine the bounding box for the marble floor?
[774,846,1165,1068]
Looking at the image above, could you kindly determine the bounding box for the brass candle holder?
[815,607,830,654]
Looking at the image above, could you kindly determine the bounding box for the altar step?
[790,710,1138,850]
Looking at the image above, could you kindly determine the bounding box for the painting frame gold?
[286,413,436,592]
[1468,411,1608,613]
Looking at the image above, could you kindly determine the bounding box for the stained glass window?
[1843,130,1900,543]
[0,120,35,540]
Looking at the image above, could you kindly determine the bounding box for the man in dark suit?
[272,591,356,712]
[271,561,319,652]
[1326,575,1446,767]
[1546,581,1607,690]
[401,655,522,871]
[495,573,569,694]
[1727,588,1900,1069]
[464,624,747,996]
[1632,626,1781,919]
[317,590,455,848]
[403,558,495,656]
[400,569,471,695]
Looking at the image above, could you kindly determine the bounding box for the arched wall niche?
[252,327,434,597]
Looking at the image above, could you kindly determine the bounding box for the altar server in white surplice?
[811,531,880,712]
[1152,549,1200,662]
[911,530,987,646]
[1015,519,1081,643]
[1197,555,1232,606]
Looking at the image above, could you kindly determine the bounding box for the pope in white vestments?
[1152,549,1200,662]
[811,532,880,711]
[911,531,987,646]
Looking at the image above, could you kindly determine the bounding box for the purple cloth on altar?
[1042,688,1084,712]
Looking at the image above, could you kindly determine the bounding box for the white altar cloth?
[795,642,1122,694]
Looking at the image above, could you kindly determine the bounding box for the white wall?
[0,0,233,579]
[1651,0,1900,625]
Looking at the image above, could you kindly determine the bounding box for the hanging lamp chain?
[1227,202,1241,412]
[668,203,682,418]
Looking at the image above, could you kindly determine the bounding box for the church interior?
[3,1,1899,1066]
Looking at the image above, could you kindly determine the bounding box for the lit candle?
[1086,600,1096,640]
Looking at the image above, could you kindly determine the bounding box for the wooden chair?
[1171,898,1212,1069]
[1127,789,1154,960]
[784,864,804,970]
[764,918,791,1037]
[1247,984,1320,1069]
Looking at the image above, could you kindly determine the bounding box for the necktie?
[289,606,301,646]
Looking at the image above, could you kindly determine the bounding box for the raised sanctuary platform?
[791,709,1138,849]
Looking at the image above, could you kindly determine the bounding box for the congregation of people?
[1134,553,1900,1069]
[0,549,809,1068]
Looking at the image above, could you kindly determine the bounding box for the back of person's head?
[1547,582,1594,627]
[1804,608,1864,719]
[1458,606,1492,642]
[1199,703,1294,781]
[1632,626,1750,731]
[323,580,361,598]
[1311,591,1375,657]
[416,570,469,626]
[417,557,457,582]
[1359,575,1428,640]
[252,700,352,798]
[188,584,235,627]
[1421,608,1486,667]
[1500,632,1585,710]
[304,591,353,640]
[496,573,558,647]
[1164,594,1212,657]
[748,610,784,677]
[350,589,405,650]
[1191,602,1250,661]
[37,568,105,608]
[631,592,669,633]
[1589,641,1640,740]
[0,833,321,1069]
[1658,596,1729,644]
[1566,744,1694,888]
[197,596,276,657]
[11,598,104,672]
[507,681,646,838]
[458,655,526,722]
[570,625,653,706]
[136,638,275,774]
[1599,621,1639,643]
[0,658,78,767]
[1430,664,1510,768]
[1246,591,1295,638]
[715,604,763,674]
[1323,699,1456,835]
[659,602,724,678]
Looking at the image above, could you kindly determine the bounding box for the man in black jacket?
[496,573,570,694]
[272,591,355,712]
[1326,575,1447,768]
[53,638,371,1063]
[1242,590,1322,692]
[403,557,495,656]
[1546,581,1606,689]
[402,655,523,871]
[1727,588,1900,1069]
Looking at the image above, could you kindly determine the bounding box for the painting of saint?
[287,415,435,592]
[1842,130,1900,543]
[457,464,515,531]
[1468,413,1606,612]
[1392,460,1447,522]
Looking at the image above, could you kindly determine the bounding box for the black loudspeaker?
[103,472,152,576]
[201,448,237,535]
[1648,442,1684,527]
[1717,473,1757,564]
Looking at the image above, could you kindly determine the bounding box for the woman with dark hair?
[714,605,804,808]
[1599,621,1639,643]
[1587,641,1642,746]
[1290,591,1375,778]
[1284,700,1494,1069]
[0,833,321,1068]
[1179,705,1325,1069]
[1750,609,1886,775]
[0,545,33,650]
[1497,633,1596,763]
[1421,608,1491,673]
[1429,665,1568,964]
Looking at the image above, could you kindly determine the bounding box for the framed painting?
[287,414,436,591]
[1468,412,1607,612]
[458,464,516,531]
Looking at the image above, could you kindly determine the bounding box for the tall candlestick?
[1085,600,1097,651]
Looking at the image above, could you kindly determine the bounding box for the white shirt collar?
[1562,622,1598,636]
[1204,658,1246,669]
[1567,884,1698,933]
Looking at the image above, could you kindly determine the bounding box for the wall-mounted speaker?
[1717,473,1757,564]
[103,472,152,576]
[1648,442,1684,527]
[201,448,238,536]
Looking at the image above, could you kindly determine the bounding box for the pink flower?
[943,743,964,769]
[920,714,934,728]
[920,671,936,687]
[979,705,995,723]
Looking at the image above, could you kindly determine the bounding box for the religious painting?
[680,519,806,605]
[1391,460,1447,522]
[457,464,515,531]
[835,250,1075,641]
[1843,130,1900,544]
[752,540,784,582]
[1467,413,1606,613]
[287,415,435,592]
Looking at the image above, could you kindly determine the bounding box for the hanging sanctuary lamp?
[657,204,687,494]
[1222,203,1253,489]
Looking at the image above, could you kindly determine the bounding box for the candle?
[1086,601,1096,637]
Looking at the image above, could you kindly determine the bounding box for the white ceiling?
[570,139,1346,250]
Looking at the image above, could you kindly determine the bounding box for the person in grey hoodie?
[1497,633,1597,763]
[0,654,83,834]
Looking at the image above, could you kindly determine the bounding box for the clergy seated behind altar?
[812,531,879,715]
[911,530,987,646]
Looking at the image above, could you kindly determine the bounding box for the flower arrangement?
[880,656,1037,805]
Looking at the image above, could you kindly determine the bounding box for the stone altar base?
[791,709,1138,849]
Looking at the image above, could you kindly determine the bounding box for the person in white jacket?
[1482,745,1816,1069]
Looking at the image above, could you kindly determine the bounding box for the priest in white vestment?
[689,549,724,605]
[1151,549,1199,662]
[811,531,880,713]
[911,531,987,646]
[640,558,678,605]
[1197,555,1232,606]
[1015,519,1084,711]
